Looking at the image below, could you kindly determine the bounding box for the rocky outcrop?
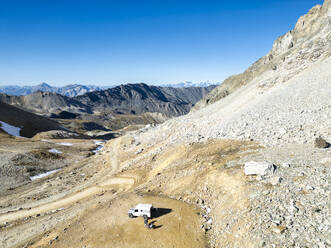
[244,161,275,176]
[193,0,331,111]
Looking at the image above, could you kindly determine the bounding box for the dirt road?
[0,136,208,248]
[32,194,205,248]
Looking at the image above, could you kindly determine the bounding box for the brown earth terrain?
[0,134,260,248]
[0,135,100,192]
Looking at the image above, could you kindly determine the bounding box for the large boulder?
[244,161,274,176]
[314,137,330,148]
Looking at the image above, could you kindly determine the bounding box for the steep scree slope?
[193,0,331,110]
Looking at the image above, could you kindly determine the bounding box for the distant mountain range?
[0,82,218,97]
[0,83,107,97]
[160,81,219,88]
[0,82,216,134]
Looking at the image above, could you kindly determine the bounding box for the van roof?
[135,203,153,210]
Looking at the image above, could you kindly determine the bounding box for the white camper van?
[128,203,154,218]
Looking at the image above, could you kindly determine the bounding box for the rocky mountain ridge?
[0,83,214,136]
[0,83,215,117]
[76,83,216,116]
[0,81,218,97]
[193,0,331,110]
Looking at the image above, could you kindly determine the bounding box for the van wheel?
[129,213,133,218]
[143,215,148,220]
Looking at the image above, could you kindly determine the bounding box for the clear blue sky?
[0,0,323,86]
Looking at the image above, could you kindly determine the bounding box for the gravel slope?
[135,57,331,148]
[127,47,331,248]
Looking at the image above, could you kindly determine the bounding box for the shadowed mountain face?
[0,83,215,117]
[75,83,216,116]
[0,91,91,115]
[0,101,64,138]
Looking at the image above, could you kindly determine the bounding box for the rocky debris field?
[134,57,331,149]
[214,144,331,248]
[245,146,330,248]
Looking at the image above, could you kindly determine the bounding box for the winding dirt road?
[0,137,206,248]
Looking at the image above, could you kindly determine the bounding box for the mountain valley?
[0,1,330,248]
[0,83,215,137]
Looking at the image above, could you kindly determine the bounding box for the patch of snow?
[30,169,61,181]
[161,81,219,88]
[56,142,73,146]
[94,140,105,145]
[206,218,213,225]
[244,161,274,176]
[93,145,104,153]
[48,148,62,154]
[0,121,22,137]
[93,140,105,153]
